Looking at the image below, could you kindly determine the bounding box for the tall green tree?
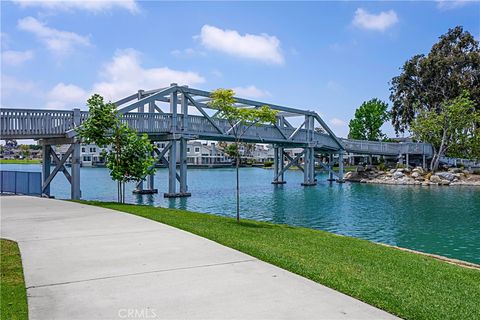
[209,89,277,222]
[348,98,390,141]
[78,94,155,203]
[411,92,479,171]
[390,26,480,134]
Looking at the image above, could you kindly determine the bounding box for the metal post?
[71,141,81,199]
[302,115,316,186]
[71,108,81,200]
[272,146,279,183]
[179,138,190,196]
[423,154,426,170]
[406,153,409,169]
[337,152,345,183]
[165,86,178,197]
[278,147,285,183]
[327,154,335,181]
[181,90,188,132]
[42,144,51,197]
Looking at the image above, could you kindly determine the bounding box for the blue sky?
[1,0,479,138]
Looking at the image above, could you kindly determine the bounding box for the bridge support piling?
[272,146,286,184]
[302,115,316,186]
[164,86,190,198]
[179,138,189,195]
[406,153,410,169]
[71,140,81,200]
[327,154,335,181]
[41,144,51,197]
[337,152,345,183]
[423,154,426,170]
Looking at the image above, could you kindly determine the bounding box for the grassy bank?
[0,159,41,164]
[82,201,479,320]
[0,239,28,320]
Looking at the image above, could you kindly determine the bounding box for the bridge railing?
[1,109,76,137]
[340,138,433,156]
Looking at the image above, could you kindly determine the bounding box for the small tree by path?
[209,88,277,222]
[78,94,155,203]
[411,91,479,171]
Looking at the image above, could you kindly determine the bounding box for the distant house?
[53,144,108,167]
[156,141,230,166]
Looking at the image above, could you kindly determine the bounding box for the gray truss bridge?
[1,83,434,199]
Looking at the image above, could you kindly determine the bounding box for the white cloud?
[17,16,90,55]
[46,83,89,109]
[170,47,205,58]
[329,118,347,127]
[352,8,399,31]
[12,0,139,13]
[199,25,284,65]
[233,85,271,99]
[1,50,34,66]
[436,0,472,9]
[92,49,205,101]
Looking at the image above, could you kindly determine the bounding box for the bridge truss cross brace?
[40,139,81,200]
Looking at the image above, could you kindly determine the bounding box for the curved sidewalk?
[1,196,398,320]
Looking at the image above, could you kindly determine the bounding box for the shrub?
[378,163,386,172]
[264,161,273,168]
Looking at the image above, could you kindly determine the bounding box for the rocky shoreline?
[344,165,480,186]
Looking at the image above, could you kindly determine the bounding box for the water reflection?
[1,163,479,264]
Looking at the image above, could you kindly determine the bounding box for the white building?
[156,141,230,166]
[80,144,109,167]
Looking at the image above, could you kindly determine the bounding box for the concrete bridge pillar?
[327,154,335,181]
[302,115,316,186]
[41,144,51,197]
[179,138,188,194]
[71,109,81,200]
[337,152,345,183]
[272,146,286,184]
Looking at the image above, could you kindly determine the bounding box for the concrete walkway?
[1,196,398,320]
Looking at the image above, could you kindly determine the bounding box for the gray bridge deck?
[0,84,435,199]
[0,108,432,156]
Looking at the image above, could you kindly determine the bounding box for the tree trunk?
[432,130,448,172]
[235,155,240,222]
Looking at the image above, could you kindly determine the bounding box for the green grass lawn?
[82,201,480,320]
[0,239,28,320]
[0,159,41,164]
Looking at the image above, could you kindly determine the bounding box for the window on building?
[81,147,85,153]
[187,147,190,152]
[194,147,200,153]
[90,147,96,153]
[83,156,91,162]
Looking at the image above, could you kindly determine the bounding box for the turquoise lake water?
[2,163,479,264]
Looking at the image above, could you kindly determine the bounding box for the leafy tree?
[411,92,479,171]
[348,98,390,141]
[390,26,480,134]
[19,145,30,160]
[209,89,277,222]
[78,94,155,203]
